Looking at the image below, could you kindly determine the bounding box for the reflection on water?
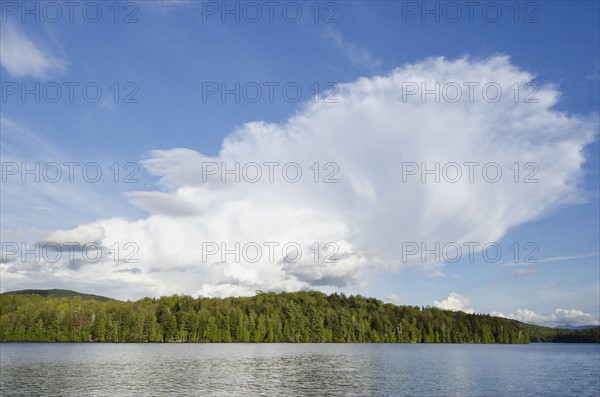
[1,343,598,396]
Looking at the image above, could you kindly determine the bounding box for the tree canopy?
[1,290,597,343]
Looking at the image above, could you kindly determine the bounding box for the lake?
[1,343,598,396]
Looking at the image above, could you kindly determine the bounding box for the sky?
[0,0,599,328]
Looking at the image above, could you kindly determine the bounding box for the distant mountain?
[553,324,599,330]
[524,323,600,343]
[1,289,113,301]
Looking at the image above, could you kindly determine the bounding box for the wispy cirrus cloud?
[0,23,66,79]
[513,268,539,276]
[0,116,141,236]
[502,252,597,267]
[323,27,382,72]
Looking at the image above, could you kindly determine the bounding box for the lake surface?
[1,343,598,396]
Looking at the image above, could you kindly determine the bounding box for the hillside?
[2,289,112,301]
[525,323,600,343]
[0,290,598,343]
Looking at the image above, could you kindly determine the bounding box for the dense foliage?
[525,324,600,343]
[0,290,597,343]
[1,290,531,343]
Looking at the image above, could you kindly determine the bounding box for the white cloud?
[514,268,539,276]
[0,117,142,233]
[2,56,596,299]
[41,225,106,245]
[537,253,597,264]
[0,23,66,79]
[433,292,475,313]
[503,252,597,267]
[125,191,199,216]
[386,294,402,304]
[323,28,382,72]
[493,308,600,327]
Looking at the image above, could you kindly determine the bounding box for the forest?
[1,290,598,343]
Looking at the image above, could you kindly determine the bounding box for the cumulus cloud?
[493,308,600,327]
[1,56,596,299]
[41,225,106,245]
[386,294,402,304]
[0,23,66,79]
[433,292,475,314]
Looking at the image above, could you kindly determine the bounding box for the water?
[1,343,598,396]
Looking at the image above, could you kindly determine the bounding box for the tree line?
[0,290,597,343]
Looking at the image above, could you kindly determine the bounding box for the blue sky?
[1,1,599,327]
